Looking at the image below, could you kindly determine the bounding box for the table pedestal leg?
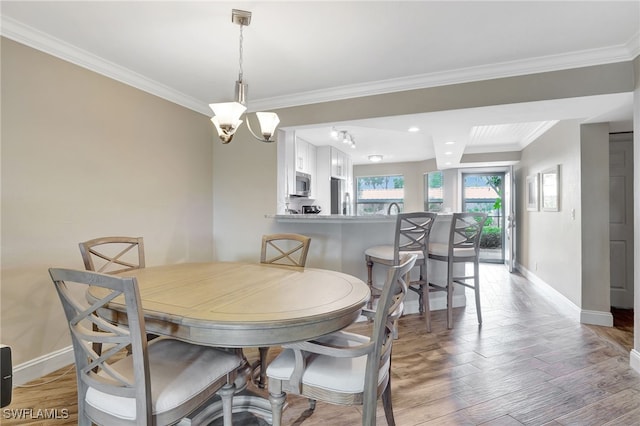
[182,356,277,425]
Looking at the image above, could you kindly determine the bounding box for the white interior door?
[609,133,634,308]
[504,166,516,272]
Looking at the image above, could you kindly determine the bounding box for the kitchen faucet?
[387,202,400,215]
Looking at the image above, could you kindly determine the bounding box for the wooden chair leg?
[382,379,396,426]
[258,346,269,388]
[269,391,286,426]
[366,257,373,309]
[218,382,235,426]
[474,261,482,325]
[424,283,432,333]
[447,261,454,329]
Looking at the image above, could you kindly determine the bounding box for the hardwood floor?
[6,264,639,425]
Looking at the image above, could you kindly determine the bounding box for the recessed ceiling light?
[408,126,420,132]
[445,162,452,166]
[444,151,453,155]
[445,141,455,145]
[368,155,383,162]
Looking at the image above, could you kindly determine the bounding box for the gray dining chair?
[266,253,417,426]
[79,236,153,354]
[254,233,312,388]
[49,267,242,426]
[79,236,145,275]
[260,233,311,267]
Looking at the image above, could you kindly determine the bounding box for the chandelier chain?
[238,23,244,82]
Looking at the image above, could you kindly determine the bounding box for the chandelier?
[209,9,280,144]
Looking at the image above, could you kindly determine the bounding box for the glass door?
[461,172,505,263]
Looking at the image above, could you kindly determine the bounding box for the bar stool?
[365,212,437,327]
[427,212,487,330]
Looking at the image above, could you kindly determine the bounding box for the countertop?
[265,214,396,223]
[265,212,453,224]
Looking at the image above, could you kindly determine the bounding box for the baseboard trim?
[580,309,614,327]
[517,263,614,327]
[516,263,583,322]
[630,349,640,374]
[13,345,74,386]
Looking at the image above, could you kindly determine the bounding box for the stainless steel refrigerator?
[330,177,345,215]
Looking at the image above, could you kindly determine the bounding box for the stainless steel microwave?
[292,171,311,197]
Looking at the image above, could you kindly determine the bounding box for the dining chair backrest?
[448,212,488,259]
[393,212,438,264]
[367,253,416,391]
[261,233,311,267]
[79,236,145,274]
[49,268,153,423]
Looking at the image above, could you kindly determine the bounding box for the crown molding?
[2,15,638,115]
[252,36,640,111]
[1,16,211,115]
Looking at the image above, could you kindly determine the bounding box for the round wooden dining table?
[88,262,370,424]
[89,261,371,348]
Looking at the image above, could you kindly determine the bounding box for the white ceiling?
[2,1,638,166]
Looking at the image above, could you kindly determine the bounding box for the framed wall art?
[526,174,539,211]
[541,165,560,212]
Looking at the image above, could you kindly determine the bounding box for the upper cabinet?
[330,147,349,179]
[295,137,317,176]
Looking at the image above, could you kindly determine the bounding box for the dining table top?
[87,261,371,348]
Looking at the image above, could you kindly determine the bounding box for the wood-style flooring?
[5,264,639,425]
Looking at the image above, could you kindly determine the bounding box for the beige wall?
[515,121,583,305]
[1,38,215,366]
[580,123,611,313]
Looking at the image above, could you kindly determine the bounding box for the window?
[356,175,404,215]
[424,171,443,212]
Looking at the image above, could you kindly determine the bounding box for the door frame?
[458,167,513,265]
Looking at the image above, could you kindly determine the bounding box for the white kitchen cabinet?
[330,147,348,179]
[295,137,316,176]
[315,146,353,214]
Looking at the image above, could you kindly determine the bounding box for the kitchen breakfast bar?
[265,212,467,314]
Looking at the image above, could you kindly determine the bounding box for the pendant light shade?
[209,102,246,144]
[255,112,280,140]
[210,9,280,144]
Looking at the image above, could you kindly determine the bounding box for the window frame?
[424,171,444,212]
[355,174,405,216]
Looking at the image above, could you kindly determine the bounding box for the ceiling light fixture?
[341,131,350,144]
[408,126,420,132]
[368,154,383,162]
[336,130,356,149]
[209,9,280,144]
[330,127,339,139]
